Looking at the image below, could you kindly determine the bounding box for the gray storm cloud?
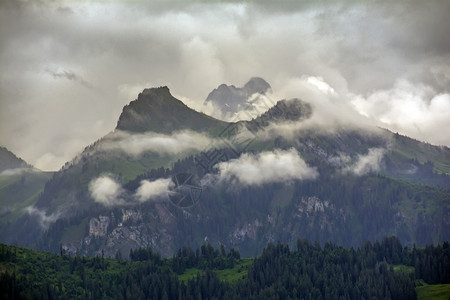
[88,175,124,207]
[215,148,318,186]
[98,130,215,156]
[135,178,174,202]
[1,1,449,170]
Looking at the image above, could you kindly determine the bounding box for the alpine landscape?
[0,1,449,299]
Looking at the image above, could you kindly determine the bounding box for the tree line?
[1,236,449,299]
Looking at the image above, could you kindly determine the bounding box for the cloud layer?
[1,1,449,170]
[215,148,318,186]
[98,130,214,156]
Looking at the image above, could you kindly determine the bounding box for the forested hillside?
[1,237,449,299]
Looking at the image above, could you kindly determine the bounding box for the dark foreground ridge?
[1,236,449,299]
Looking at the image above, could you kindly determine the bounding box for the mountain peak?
[245,98,312,131]
[140,86,171,97]
[243,77,271,95]
[116,86,226,134]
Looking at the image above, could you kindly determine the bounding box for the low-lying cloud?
[351,80,450,147]
[26,206,61,229]
[215,148,318,186]
[256,76,378,141]
[88,175,124,206]
[135,178,174,202]
[343,148,386,176]
[98,130,215,156]
[45,68,93,89]
[0,167,33,176]
[89,174,174,206]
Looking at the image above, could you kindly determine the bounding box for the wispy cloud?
[45,68,93,88]
[26,206,61,229]
[343,148,386,176]
[98,130,216,156]
[0,167,32,176]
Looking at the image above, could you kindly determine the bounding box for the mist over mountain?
[0,79,449,261]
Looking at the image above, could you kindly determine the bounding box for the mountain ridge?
[0,146,32,172]
[0,82,449,259]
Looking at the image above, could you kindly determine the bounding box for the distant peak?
[245,98,312,130]
[243,77,271,94]
[205,77,272,115]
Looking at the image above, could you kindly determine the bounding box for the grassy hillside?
[416,283,450,300]
[391,133,450,175]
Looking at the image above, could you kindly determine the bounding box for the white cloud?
[135,178,174,202]
[88,175,124,206]
[34,153,65,171]
[0,167,32,176]
[351,80,450,146]
[344,148,386,175]
[257,76,376,140]
[98,130,215,156]
[306,76,336,95]
[215,148,318,186]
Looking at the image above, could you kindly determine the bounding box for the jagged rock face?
[205,77,272,116]
[89,216,109,237]
[116,86,226,134]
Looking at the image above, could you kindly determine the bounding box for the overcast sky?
[1,0,449,171]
